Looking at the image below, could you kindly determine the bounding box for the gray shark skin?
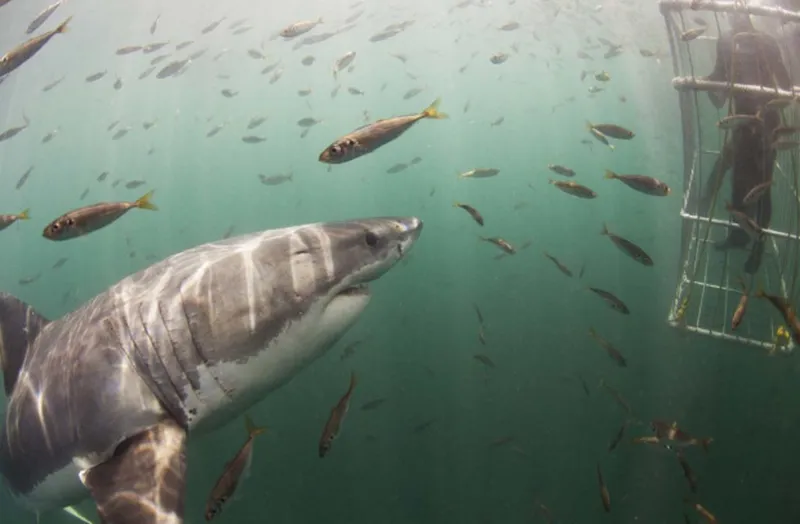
[0,216,423,523]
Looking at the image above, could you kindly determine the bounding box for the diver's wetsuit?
[704,16,791,273]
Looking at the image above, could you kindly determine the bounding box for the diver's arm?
[704,35,730,108]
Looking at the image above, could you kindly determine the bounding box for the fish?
[319,99,446,164]
[599,379,631,414]
[403,87,423,100]
[474,303,484,325]
[221,89,238,98]
[490,117,504,127]
[454,202,484,226]
[204,416,266,521]
[544,252,572,277]
[717,114,763,130]
[681,27,706,41]
[0,116,30,142]
[156,59,191,79]
[247,116,267,130]
[143,42,170,55]
[473,354,495,368]
[755,289,800,344]
[725,202,763,237]
[142,119,157,130]
[258,173,292,186]
[242,136,267,144]
[85,71,106,82]
[206,123,225,137]
[26,1,64,35]
[138,66,155,79]
[18,273,40,285]
[604,170,670,196]
[116,45,142,55]
[458,168,499,179]
[15,166,33,189]
[693,503,717,523]
[589,287,630,314]
[42,76,65,91]
[601,223,653,266]
[347,87,364,96]
[319,372,357,458]
[280,17,324,38]
[261,62,280,75]
[52,257,68,269]
[0,16,71,77]
[332,51,356,80]
[301,55,315,66]
[732,278,748,331]
[113,77,123,90]
[633,420,713,451]
[595,71,610,82]
[386,163,408,174]
[247,49,265,60]
[597,464,611,512]
[360,398,387,411]
[150,14,160,35]
[589,328,628,367]
[548,164,575,177]
[176,41,193,51]
[608,421,627,452]
[369,29,402,42]
[589,122,634,140]
[410,156,422,165]
[0,208,30,231]
[586,125,615,150]
[499,21,520,31]
[42,190,158,241]
[479,237,515,254]
[112,127,130,140]
[42,128,59,143]
[201,17,226,34]
[490,52,509,64]
[125,180,146,190]
[549,180,597,199]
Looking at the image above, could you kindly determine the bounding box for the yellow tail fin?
[17,208,30,220]
[421,98,447,119]
[603,170,617,180]
[56,16,73,34]
[245,415,267,437]
[453,201,462,208]
[134,190,158,211]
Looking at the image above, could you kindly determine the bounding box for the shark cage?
[659,0,800,354]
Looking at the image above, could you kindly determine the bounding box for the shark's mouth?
[338,284,369,297]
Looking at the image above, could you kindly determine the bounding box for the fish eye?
[364,230,379,247]
[329,144,342,156]
[50,223,60,231]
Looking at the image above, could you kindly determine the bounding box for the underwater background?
[2,0,800,522]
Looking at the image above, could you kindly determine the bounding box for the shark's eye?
[364,230,379,247]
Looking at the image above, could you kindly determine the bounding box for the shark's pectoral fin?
[80,419,187,524]
[0,292,49,395]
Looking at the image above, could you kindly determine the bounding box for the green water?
[2,0,800,523]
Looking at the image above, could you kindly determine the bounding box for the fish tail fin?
[601,223,609,236]
[244,415,267,437]
[585,120,594,131]
[421,98,447,119]
[62,506,94,524]
[609,144,616,151]
[548,178,555,185]
[603,169,617,180]
[17,209,30,220]
[134,190,158,211]
[56,16,73,34]
[453,201,462,208]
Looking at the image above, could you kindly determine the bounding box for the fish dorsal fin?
[80,419,187,524]
[0,292,49,395]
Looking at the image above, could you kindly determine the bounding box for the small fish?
[319,99,446,164]
[360,398,387,411]
[116,45,142,55]
[156,59,190,79]
[207,123,225,138]
[319,372,357,458]
[385,163,407,174]
[0,209,30,231]
[479,237,515,254]
[717,114,763,130]
[589,328,628,367]
[204,416,266,521]
[18,273,41,286]
[490,116,505,127]
[597,464,611,512]
[410,156,422,165]
[743,180,773,206]
[589,287,630,314]
[25,1,65,35]
[298,117,321,128]
[142,119,157,131]
[0,116,30,142]
[755,289,800,344]
[548,164,575,177]
[125,180,146,190]
[242,136,267,144]
[693,503,717,523]
[725,202,763,237]
[459,168,499,179]
[221,89,238,98]
[474,303,484,325]
[595,71,610,82]
[201,17,225,34]
[454,202,484,226]
[15,166,33,189]
[601,223,653,266]
[589,123,634,140]
[731,278,749,331]
[280,17,324,38]
[681,27,706,41]
[473,354,495,368]
[600,379,631,414]
[332,51,356,80]
[247,49,265,60]
[499,21,520,31]
[258,173,292,186]
[151,14,160,35]
[43,190,158,241]
[403,87,423,100]
[301,55,315,66]
[176,40,193,51]
[85,71,107,82]
[608,421,627,452]
[143,42,169,54]
[544,252,572,277]
[549,179,597,199]
[42,76,65,91]
[112,127,130,140]
[586,125,615,150]
[604,170,670,196]
[247,116,267,130]
[347,86,365,96]
[97,171,108,182]
[138,66,155,79]
[588,86,604,94]
[489,52,508,64]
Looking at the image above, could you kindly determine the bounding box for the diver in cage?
[700,12,791,274]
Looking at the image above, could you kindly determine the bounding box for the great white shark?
[0,216,423,524]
